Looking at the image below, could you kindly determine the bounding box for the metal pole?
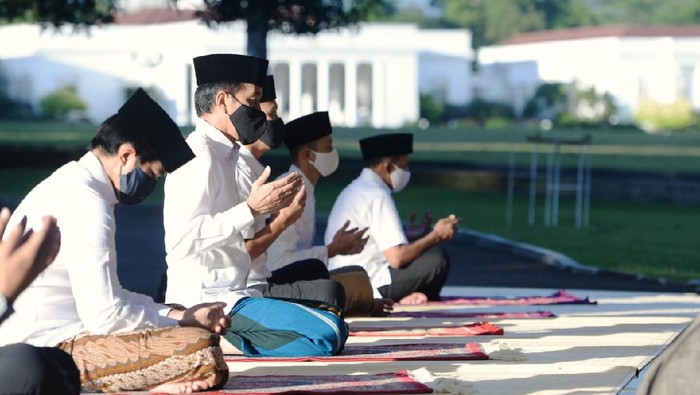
[544,144,555,227]
[575,145,585,228]
[528,146,538,226]
[583,145,592,227]
[506,151,515,225]
[554,145,561,227]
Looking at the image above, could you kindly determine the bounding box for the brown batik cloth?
[57,326,229,392]
[330,267,375,316]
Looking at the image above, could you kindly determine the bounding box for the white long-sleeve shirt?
[265,165,328,272]
[325,168,408,297]
[235,146,271,287]
[163,119,261,310]
[0,152,176,347]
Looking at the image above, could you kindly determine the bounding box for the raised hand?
[276,184,306,228]
[405,210,432,241]
[0,208,61,303]
[430,214,461,242]
[327,220,369,258]
[246,167,303,217]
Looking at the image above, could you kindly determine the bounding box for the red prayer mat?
[349,321,504,337]
[215,370,433,394]
[110,370,432,395]
[389,310,556,319]
[421,289,596,306]
[224,342,488,363]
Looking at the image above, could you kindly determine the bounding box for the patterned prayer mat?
[349,321,504,337]
[224,342,488,363]
[108,371,432,394]
[218,370,432,394]
[389,310,556,319]
[421,289,596,306]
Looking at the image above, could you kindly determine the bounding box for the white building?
[0,9,472,127]
[477,25,700,123]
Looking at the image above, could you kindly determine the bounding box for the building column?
[371,61,385,128]
[344,60,357,127]
[289,60,302,120]
[317,60,329,112]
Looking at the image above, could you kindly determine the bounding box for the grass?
[5,120,700,174]
[2,120,700,282]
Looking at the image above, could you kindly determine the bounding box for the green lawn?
[4,120,700,174]
[2,120,700,282]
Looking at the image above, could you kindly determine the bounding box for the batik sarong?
[57,326,228,392]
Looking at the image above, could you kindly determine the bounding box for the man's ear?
[384,158,393,173]
[117,143,137,166]
[215,90,229,111]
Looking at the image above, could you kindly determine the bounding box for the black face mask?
[228,94,267,145]
[118,167,157,205]
[259,118,286,149]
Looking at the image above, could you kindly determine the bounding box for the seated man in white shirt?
[164,54,348,358]
[0,89,230,394]
[265,111,394,316]
[324,133,460,305]
[237,78,345,308]
[0,208,80,395]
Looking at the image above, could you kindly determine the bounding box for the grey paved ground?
[110,203,697,300]
[1,198,694,300]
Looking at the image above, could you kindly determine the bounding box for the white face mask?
[310,147,339,177]
[389,164,411,192]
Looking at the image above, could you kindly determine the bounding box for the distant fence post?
[507,133,592,228]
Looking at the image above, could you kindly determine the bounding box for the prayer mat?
[217,370,432,394]
[349,321,504,337]
[108,371,432,394]
[224,342,488,363]
[424,289,596,306]
[389,310,556,319]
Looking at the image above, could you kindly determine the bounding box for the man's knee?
[316,279,346,310]
[0,343,80,395]
[330,269,374,315]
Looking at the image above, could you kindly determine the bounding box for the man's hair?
[365,155,403,168]
[90,114,157,162]
[194,81,244,116]
[289,140,320,166]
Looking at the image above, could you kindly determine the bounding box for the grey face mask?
[118,166,157,205]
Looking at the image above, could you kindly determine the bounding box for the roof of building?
[114,7,198,25]
[501,25,700,45]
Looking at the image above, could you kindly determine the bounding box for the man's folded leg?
[225,296,348,357]
[57,326,228,393]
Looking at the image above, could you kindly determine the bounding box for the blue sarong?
[224,297,348,357]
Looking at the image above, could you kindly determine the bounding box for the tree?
[0,1,392,59]
[430,0,597,49]
[197,0,393,59]
[0,0,115,28]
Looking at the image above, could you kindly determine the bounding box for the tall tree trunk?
[245,3,269,60]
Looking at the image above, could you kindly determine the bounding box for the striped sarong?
[224,297,348,357]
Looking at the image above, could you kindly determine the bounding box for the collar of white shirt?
[195,118,240,160]
[360,167,391,193]
[80,151,118,205]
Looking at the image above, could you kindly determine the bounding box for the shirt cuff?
[0,294,14,324]
[156,305,179,327]
[223,202,255,234]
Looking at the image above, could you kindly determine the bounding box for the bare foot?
[399,292,428,305]
[149,378,212,393]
